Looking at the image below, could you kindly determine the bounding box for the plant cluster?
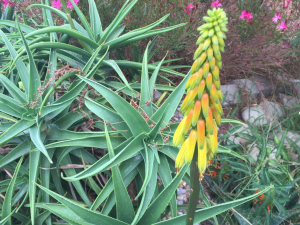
[0,0,298,225]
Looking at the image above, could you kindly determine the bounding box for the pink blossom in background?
[286,42,291,47]
[272,13,281,23]
[52,0,62,9]
[240,10,253,22]
[278,21,288,30]
[211,0,222,8]
[184,4,194,14]
[0,0,14,7]
[173,12,176,17]
[52,0,79,10]
[67,0,79,10]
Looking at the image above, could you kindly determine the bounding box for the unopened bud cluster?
[173,7,228,180]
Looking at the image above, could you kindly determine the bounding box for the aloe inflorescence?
[173,7,228,180]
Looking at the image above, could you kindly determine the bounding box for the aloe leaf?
[36,183,129,225]
[55,151,92,207]
[0,20,35,33]
[99,0,136,43]
[68,43,104,90]
[154,186,273,225]
[151,71,191,127]
[46,124,107,141]
[136,146,155,199]
[40,148,55,225]
[91,154,142,210]
[106,60,185,77]
[221,119,246,125]
[0,74,27,103]
[35,203,93,224]
[53,109,83,130]
[29,147,41,225]
[88,0,102,42]
[0,142,30,169]
[139,42,152,116]
[149,52,168,94]
[157,153,177,218]
[29,121,52,163]
[0,30,29,96]
[22,27,97,48]
[0,119,35,146]
[85,98,132,138]
[0,112,18,123]
[61,133,145,181]
[12,42,91,68]
[17,21,42,105]
[0,93,27,115]
[133,159,158,224]
[102,60,132,90]
[149,104,169,141]
[104,121,135,222]
[79,76,150,136]
[69,0,94,40]
[0,103,23,119]
[27,4,88,36]
[137,165,189,225]
[1,155,23,224]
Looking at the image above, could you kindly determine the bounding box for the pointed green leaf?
[88,0,102,42]
[36,184,129,225]
[79,76,150,136]
[2,155,23,225]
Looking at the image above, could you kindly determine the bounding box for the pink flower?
[184,4,194,14]
[52,0,62,9]
[0,0,14,7]
[272,13,281,23]
[240,10,253,22]
[211,0,222,8]
[67,0,79,10]
[286,42,291,47]
[187,4,194,10]
[278,21,288,30]
[52,0,79,10]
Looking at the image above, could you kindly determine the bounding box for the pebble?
[177,194,186,201]
[177,200,184,205]
[177,188,186,195]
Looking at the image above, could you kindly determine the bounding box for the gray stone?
[279,93,300,107]
[177,200,184,205]
[220,84,240,106]
[276,130,300,147]
[242,100,285,126]
[177,187,186,195]
[153,90,163,101]
[177,194,186,201]
[232,78,274,98]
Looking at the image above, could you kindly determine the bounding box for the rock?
[177,211,183,216]
[232,77,274,98]
[153,90,163,101]
[220,84,240,106]
[177,194,186,201]
[242,100,285,126]
[248,145,281,166]
[177,188,186,195]
[228,125,252,145]
[279,93,300,108]
[177,200,184,205]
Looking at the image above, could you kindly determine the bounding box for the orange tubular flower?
[203,62,210,78]
[189,74,198,90]
[196,69,204,84]
[197,79,206,99]
[206,73,213,91]
[183,109,193,135]
[186,130,197,164]
[205,108,214,135]
[201,93,209,118]
[210,84,219,103]
[192,100,202,127]
[197,119,206,149]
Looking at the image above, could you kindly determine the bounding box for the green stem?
[186,148,200,225]
[39,71,76,115]
[60,0,93,54]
